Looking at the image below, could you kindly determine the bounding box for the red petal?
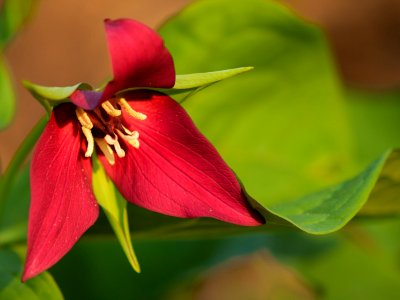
[101,19,175,99]
[23,104,99,281]
[100,92,263,226]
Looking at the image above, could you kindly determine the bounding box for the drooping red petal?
[100,92,263,226]
[23,104,99,281]
[101,19,175,100]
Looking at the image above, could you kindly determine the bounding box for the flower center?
[75,98,147,165]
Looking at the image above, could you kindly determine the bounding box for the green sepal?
[117,67,253,102]
[91,154,141,273]
[22,80,92,114]
[173,67,253,89]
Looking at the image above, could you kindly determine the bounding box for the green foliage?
[0,249,63,299]
[159,0,400,233]
[0,0,36,48]
[51,221,400,299]
[0,0,36,129]
[0,59,14,129]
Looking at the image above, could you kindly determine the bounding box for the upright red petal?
[102,19,175,100]
[23,104,99,281]
[100,92,263,226]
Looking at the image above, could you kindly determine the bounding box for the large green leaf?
[345,90,400,216]
[0,59,15,129]
[0,248,63,300]
[0,0,36,49]
[158,0,400,233]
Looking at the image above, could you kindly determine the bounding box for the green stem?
[0,116,47,222]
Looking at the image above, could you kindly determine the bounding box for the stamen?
[118,98,147,120]
[81,127,94,157]
[95,138,115,165]
[102,100,122,117]
[129,139,140,149]
[122,125,137,136]
[104,134,116,145]
[104,134,125,158]
[75,108,93,129]
[117,130,140,149]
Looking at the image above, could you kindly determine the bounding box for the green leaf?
[0,165,29,245]
[0,248,63,300]
[22,81,91,113]
[91,155,140,272]
[266,151,390,234]
[0,0,36,49]
[173,67,253,89]
[345,89,400,165]
[159,0,400,234]
[344,89,400,216]
[0,58,15,129]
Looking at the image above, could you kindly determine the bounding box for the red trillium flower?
[23,19,263,281]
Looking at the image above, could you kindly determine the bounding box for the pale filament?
[81,127,94,157]
[104,134,126,158]
[102,100,122,117]
[95,138,115,165]
[118,98,147,120]
[75,108,93,129]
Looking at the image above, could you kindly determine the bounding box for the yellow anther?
[95,138,115,165]
[128,139,140,149]
[81,127,94,157]
[118,98,147,120]
[75,108,93,129]
[102,100,122,117]
[104,134,125,158]
[104,134,115,145]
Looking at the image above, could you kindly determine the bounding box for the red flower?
[22,19,263,281]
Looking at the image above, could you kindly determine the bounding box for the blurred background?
[1,0,400,166]
[1,1,400,299]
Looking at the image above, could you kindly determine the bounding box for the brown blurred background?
[1,0,400,167]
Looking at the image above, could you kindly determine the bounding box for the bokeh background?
[2,1,400,299]
[1,0,400,166]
